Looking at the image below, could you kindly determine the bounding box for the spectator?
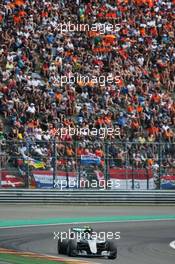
[0,0,174,180]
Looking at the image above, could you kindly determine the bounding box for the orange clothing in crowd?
[147,126,159,135]
[77,79,95,87]
[88,31,100,38]
[118,49,128,60]
[65,51,72,57]
[104,116,111,125]
[77,148,85,156]
[92,47,112,53]
[97,12,104,19]
[7,0,25,10]
[164,130,174,140]
[87,80,95,87]
[55,93,62,103]
[7,3,15,9]
[66,147,74,156]
[135,0,156,7]
[18,10,27,17]
[41,11,48,17]
[151,94,161,103]
[137,105,143,113]
[13,15,22,24]
[15,0,25,6]
[117,79,124,87]
[127,105,134,113]
[95,149,104,158]
[105,13,117,19]
[27,120,38,128]
[63,119,71,126]
[164,23,173,31]
[150,27,158,37]
[0,15,3,23]
[131,119,139,129]
[103,35,116,45]
[117,0,129,4]
[147,159,154,166]
[50,128,57,136]
[96,117,104,126]
[140,27,146,37]
[72,56,78,63]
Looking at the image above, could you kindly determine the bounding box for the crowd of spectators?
[0,0,174,176]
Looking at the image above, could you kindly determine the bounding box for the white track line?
[169,240,175,250]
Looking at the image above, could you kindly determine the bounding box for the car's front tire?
[57,239,68,255]
[106,240,117,259]
[67,240,78,257]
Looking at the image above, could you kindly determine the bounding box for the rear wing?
[71,227,92,233]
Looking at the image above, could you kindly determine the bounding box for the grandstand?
[0,0,174,189]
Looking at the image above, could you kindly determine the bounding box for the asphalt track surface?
[0,205,175,264]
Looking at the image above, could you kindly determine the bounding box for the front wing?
[76,250,111,257]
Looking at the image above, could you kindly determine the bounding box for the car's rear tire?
[67,240,78,257]
[57,239,68,254]
[106,240,117,259]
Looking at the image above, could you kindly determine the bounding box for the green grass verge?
[1,214,175,228]
[0,253,67,264]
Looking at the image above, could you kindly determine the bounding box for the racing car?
[57,226,117,259]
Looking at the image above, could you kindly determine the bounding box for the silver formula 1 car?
[57,226,117,259]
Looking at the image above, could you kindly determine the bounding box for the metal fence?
[1,189,175,204]
[0,140,175,190]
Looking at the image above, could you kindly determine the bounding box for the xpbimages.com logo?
[55,126,121,138]
[54,178,121,190]
[55,22,121,34]
[60,74,120,87]
[53,229,121,242]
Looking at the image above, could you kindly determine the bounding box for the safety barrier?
[0,189,175,204]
